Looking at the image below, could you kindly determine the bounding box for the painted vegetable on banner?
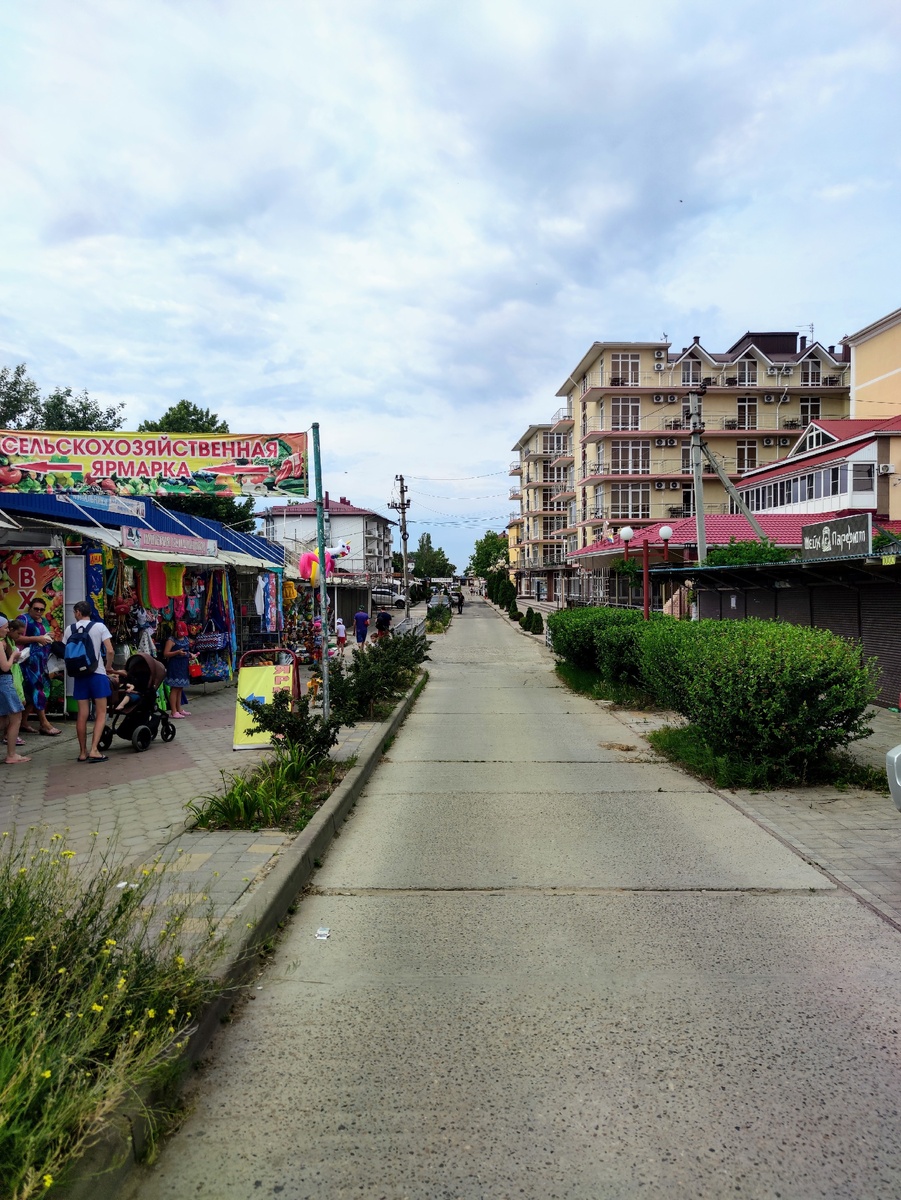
[0,430,308,498]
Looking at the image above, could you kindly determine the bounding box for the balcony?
[509,460,523,474]
[508,511,523,524]
[781,418,803,430]
[551,449,574,467]
[509,486,521,500]
[552,406,574,429]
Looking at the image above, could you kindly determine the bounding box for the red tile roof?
[570,513,843,557]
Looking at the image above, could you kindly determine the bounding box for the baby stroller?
[98,653,177,753]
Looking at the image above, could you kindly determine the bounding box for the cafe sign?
[121,527,218,558]
[801,513,872,559]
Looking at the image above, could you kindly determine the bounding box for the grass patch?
[649,725,890,792]
[186,741,346,832]
[1,829,221,1199]
[555,661,656,710]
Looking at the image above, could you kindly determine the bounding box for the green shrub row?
[547,608,878,778]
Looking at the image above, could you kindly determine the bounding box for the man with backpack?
[63,600,114,763]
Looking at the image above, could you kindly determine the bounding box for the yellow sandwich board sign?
[233,662,294,750]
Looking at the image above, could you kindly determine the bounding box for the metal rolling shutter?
[775,588,812,626]
[698,593,720,619]
[746,589,776,620]
[859,584,901,707]
[810,586,861,642]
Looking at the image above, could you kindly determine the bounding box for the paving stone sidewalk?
[0,681,378,932]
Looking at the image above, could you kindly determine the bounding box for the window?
[611,397,641,430]
[801,428,829,452]
[542,432,566,455]
[737,396,757,430]
[580,374,589,396]
[610,353,640,386]
[801,358,821,386]
[736,358,758,386]
[681,488,694,516]
[610,440,650,474]
[852,463,875,492]
[681,357,702,386]
[736,441,758,472]
[800,397,821,425]
[609,483,650,519]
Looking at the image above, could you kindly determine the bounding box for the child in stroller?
[99,652,177,753]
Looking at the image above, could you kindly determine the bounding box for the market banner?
[232,662,294,749]
[0,548,64,633]
[0,430,308,499]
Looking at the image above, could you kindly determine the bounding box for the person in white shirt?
[63,600,114,763]
[335,617,347,653]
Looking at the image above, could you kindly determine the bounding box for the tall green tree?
[467,529,508,577]
[0,363,124,430]
[410,532,455,579]
[138,401,255,528]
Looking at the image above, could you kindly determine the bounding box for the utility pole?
[311,423,330,719]
[389,475,411,621]
[689,386,708,563]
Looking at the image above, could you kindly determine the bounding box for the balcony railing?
[509,486,522,500]
[566,369,846,393]
[552,406,574,425]
[509,459,523,474]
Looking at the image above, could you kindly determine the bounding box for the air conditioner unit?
[653,394,665,403]
[666,395,677,403]
[767,366,779,376]
[779,437,790,446]
[763,394,775,404]
[654,349,665,359]
[654,480,666,490]
[878,464,896,475]
[781,365,794,375]
[654,363,665,372]
[763,437,774,446]
[666,438,677,447]
[669,481,681,490]
[655,438,666,447]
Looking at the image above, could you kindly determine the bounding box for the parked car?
[371,586,406,609]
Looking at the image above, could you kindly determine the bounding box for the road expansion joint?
[308,885,833,897]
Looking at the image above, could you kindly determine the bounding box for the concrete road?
[133,601,901,1200]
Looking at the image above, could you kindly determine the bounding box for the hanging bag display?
[194,619,227,652]
[188,654,203,680]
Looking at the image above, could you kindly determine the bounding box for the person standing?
[0,615,30,764]
[456,593,464,615]
[163,621,192,718]
[352,607,369,646]
[64,600,113,763]
[335,616,347,654]
[18,597,60,736]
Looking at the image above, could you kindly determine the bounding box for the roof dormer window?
[681,358,702,386]
[736,358,757,386]
[801,358,821,386]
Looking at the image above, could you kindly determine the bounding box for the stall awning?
[121,548,223,567]
[20,518,121,547]
[217,549,284,571]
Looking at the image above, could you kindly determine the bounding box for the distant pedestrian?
[63,599,114,764]
[335,617,347,653]
[353,608,369,645]
[456,593,464,614]
[374,607,392,640]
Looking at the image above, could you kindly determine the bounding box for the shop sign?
[60,493,146,517]
[121,527,218,558]
[233,663,294,749]
[0,548,63,633]
[0,429,308,499]
[801,513,872,559]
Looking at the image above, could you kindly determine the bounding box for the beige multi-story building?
[845,305,901,420]
[510,331,851,603]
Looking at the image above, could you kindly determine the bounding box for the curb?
[60,671,429,1200]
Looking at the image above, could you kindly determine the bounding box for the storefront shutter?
[810,586,861,642]
[859,583,901,706]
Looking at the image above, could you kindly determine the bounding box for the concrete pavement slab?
[386,712,643,761]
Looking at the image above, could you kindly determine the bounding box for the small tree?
[531,612,544,636]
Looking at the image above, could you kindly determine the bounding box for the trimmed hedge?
[548,608,878,778]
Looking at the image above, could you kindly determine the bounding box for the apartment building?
[510,330,851,603]
[261,495,394,579]
[509,424,573,602]
[844,304,901,420]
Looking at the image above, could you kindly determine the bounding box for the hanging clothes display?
[146,561,169,609]
[163,563,185,598]
[254,573,266,616]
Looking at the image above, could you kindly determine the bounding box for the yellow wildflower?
[174,955,186,968]
[24,936,35,942]
[146,1008,156,1019]
[43,1174,53,1188]
[91,1003,103,1013]
[61,850,75,858]
[105,938,116,947]
[41,1069,51,1078]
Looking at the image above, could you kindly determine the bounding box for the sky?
[1,0,900,570]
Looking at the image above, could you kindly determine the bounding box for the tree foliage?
[411,532,455,578]
[0,363,124,431]
[467,529,508,578]
[138,401,255,527]
[704,537,796,566]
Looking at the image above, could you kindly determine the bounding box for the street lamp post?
[619,526,634,561]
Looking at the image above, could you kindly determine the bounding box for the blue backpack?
[64,620,99,678]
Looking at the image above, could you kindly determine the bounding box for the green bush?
[524,606,535,629]
[240,689,339,763]
[531,612,544,636]
[639,617,878,778]
[507,600,520,620]
[330,631,429,721]
[547,608,603,669]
